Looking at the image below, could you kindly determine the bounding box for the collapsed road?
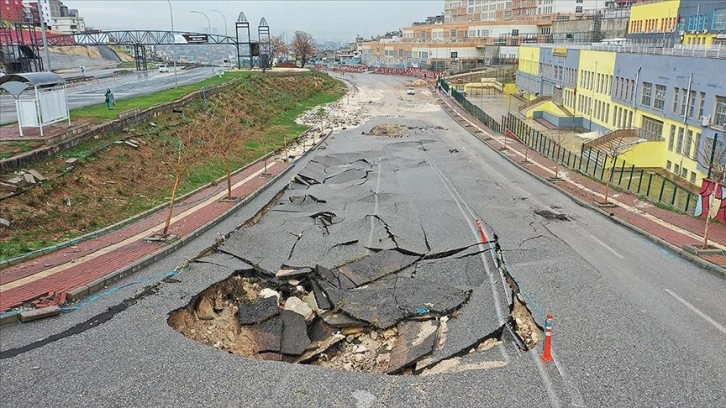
[1,73,724,408]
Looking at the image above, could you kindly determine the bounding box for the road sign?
[182,34,209,44]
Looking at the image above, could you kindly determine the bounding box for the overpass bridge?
[0,13,270,73]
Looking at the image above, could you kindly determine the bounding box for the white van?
[158,64,169,73]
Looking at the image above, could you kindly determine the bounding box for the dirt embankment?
[0,72,345,259]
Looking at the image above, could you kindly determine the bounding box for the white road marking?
[551,350,587,407]
[588,235,625,259]
[664,289,726,335]
[531,352,563,408]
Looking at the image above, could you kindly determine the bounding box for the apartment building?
[516,43,726,185]
[362,0,613,68]
[1,0,25,22]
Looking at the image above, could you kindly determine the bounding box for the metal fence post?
[594,150,601,176]
[600,155,608,180]
[618,159,626,185]
[658,177,667,202]
[637,169,644,193]
[627,165,635,190]
[646,173,653,198]
[671,185,678,206]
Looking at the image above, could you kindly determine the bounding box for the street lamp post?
[166,0,178,87]
[210,9,230,70]
[191,10,214,74]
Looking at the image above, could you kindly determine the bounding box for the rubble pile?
[168,249,479,374]
[366,124,406,138]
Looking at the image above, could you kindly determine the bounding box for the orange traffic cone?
[541,313,554,362]
[476,219,489,244]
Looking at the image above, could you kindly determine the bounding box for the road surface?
[0,73,724,407]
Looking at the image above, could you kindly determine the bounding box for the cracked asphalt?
[1,73,725,407]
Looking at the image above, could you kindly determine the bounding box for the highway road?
[0,73,724,407]
[0,67,216,125]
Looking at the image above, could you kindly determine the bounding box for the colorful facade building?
[516,43,726,185]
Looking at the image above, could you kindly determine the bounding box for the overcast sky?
[62,0,443,42]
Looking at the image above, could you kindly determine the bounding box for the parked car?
[158,64,169,73]
[406,87,416,95]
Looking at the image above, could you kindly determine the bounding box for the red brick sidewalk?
[437,93,726,269]
[0,159,292,312]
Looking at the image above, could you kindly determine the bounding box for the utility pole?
[39,4,51,71]
[210,9,230,69]
[167,0,178,87]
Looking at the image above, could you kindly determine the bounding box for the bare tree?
[697,136,726,249]
[159,118,210,237]
[207,105,244,200]
[269,35,289,62]
[292,31,316,68]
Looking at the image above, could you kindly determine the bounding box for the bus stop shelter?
[0,72,70,136]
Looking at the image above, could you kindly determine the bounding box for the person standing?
[105,89,115,110]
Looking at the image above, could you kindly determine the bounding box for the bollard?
[475,219,488,244]
[541,313,554,362]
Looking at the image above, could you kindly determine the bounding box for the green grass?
[71,71,254,120]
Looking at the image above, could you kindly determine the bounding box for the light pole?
[166,0,178,87]
[210,9,230,69]
[191,10,214,74]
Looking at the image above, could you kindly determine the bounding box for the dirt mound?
[275,62,298,68]
[407,79,427,87]
[366,124,405,138]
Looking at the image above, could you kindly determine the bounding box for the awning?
[0,72,65,98]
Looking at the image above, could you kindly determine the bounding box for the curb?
[438,95,726,278]
[0,129,333,326]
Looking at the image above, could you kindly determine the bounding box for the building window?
[713,8,726,31]
[575,6,583,13]
[450,51,458,59]
[641,82,652,106]
[693,133,701,160]
[654,85,666,110]
[697,92,705,119]
[684,130,693,158]
[680,90,687,116]
[690,171,697,184]
[676,127,685,154]
[681,167,688,178]
[673,88,680,114]
[666,160,672,171]
[674,163,680,174]
[668,125,676,151]
[688,91,696,118]
[641,116,664,141]
[715,96,726,127]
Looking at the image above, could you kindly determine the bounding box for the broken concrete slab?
[256,316,283,353]
[337,249,420,287]
[0,182,17,192]
[295,333,345,363]
[195,296,216,320]
[328,285,405,330]
[307,318,337,343]
[238,296,280,325]
[323,168,371,185]
[0,218,11,228]
[28,169,47,182]
[394,277,472,316]
[387,320,439,373]
[7,177,22,185]
[315,264,356,290]
[280,310,311,356]
[310,280,332,310]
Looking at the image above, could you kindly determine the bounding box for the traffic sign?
[182,34,209,44]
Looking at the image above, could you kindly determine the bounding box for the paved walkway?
[438,92,726,271]
[0,158,292,313]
